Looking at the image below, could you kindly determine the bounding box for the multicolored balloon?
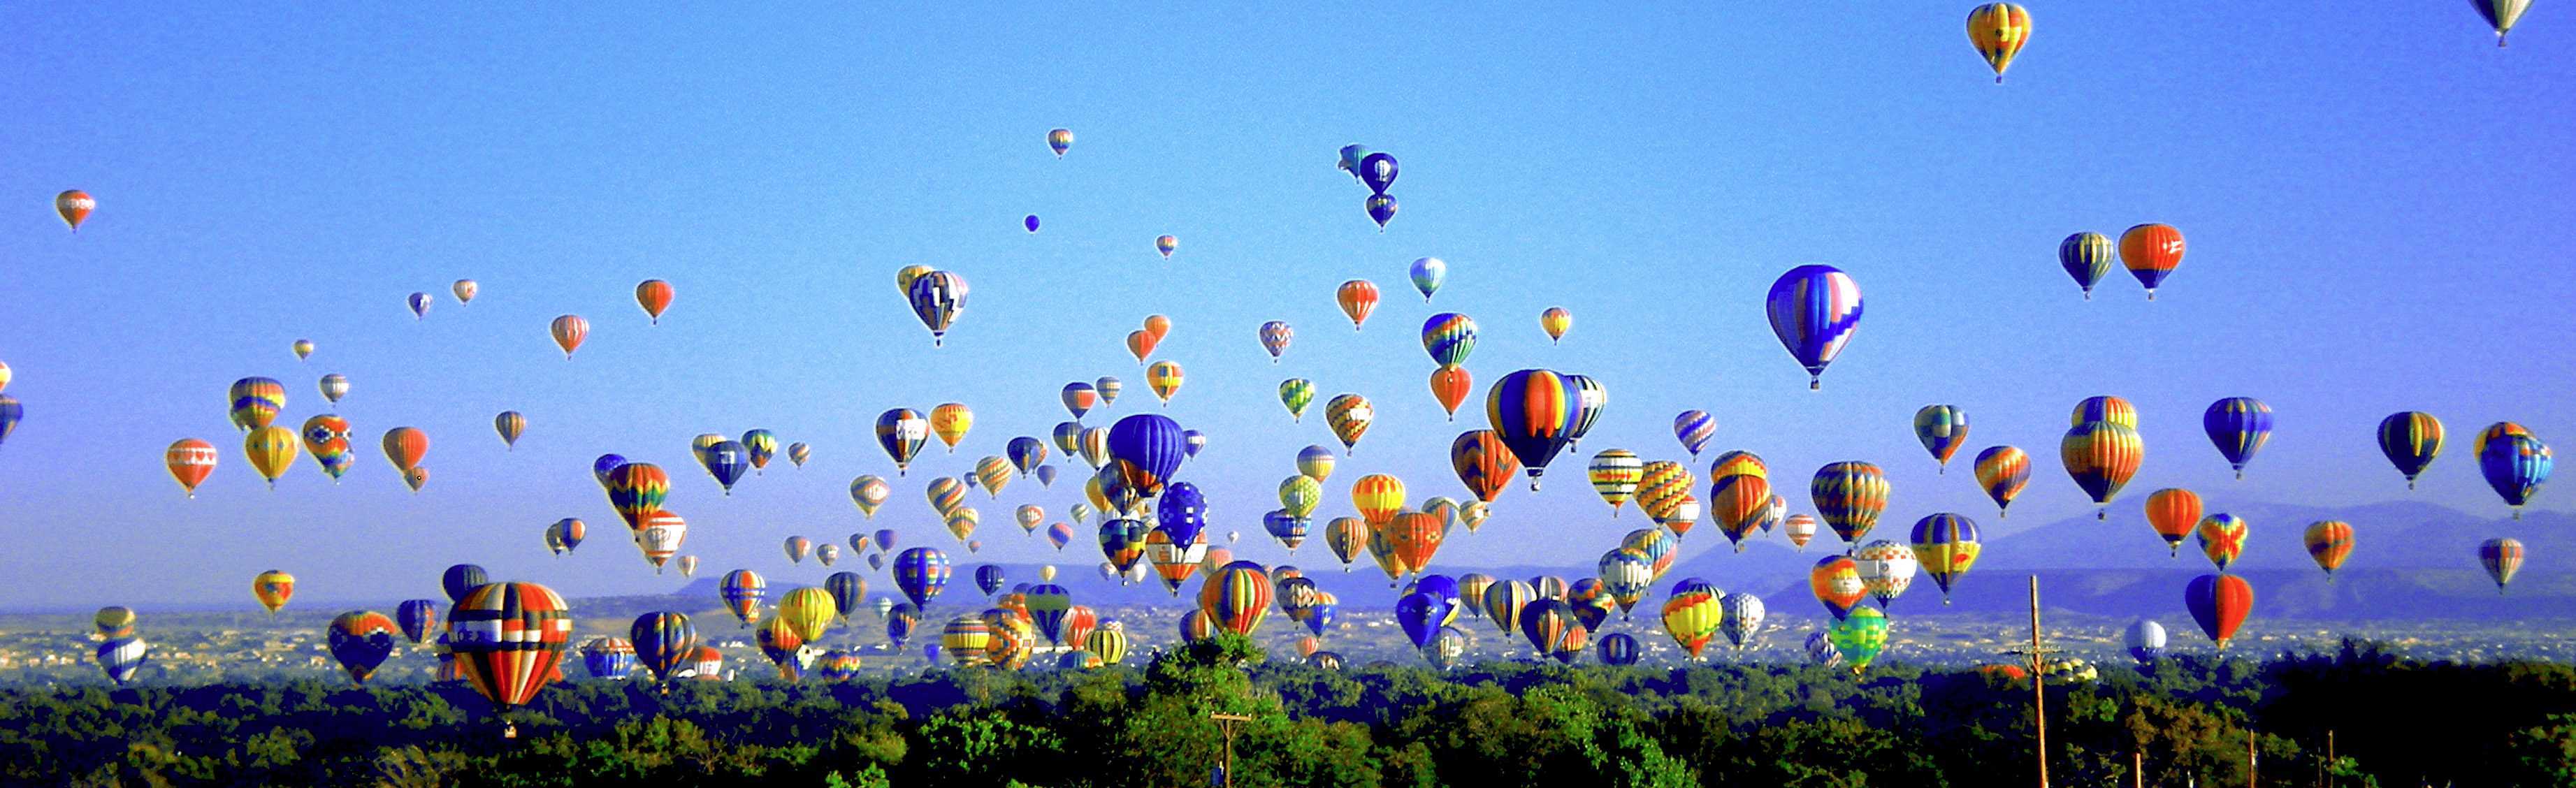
[2059,231,2113,299]
[2201,397,2274,479]
[1913,405,1969,474]
[2375,411,2444,490]
[1409,257,1446,301]
[2118,224,2185,300]
[1765,265,1864,390]
[1487,370,1579,490]
[1964,3,2032,83]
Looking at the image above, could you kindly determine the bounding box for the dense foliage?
[1,638,2568,787]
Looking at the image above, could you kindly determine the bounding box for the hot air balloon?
[946,508,982,543]
[700,439,749,494]
[1336,280,1380,330]
[1719,592,1766,651]
[1126,330,1158,364]
[1851,541,1918,609]
[906,270,969,346]
[2375,411,2444,490]
[545,315,589,360]
[1672,411,1716,459]
[630,611,696,683]
[1655,583,1723,659]
[1449,430,1520,504]
[1350,474,1407,527]
[635,279,674,324]
[1563,374,1607,446]
[2201,397,2273,479]
[1576,451,1638,517]
[1910,513,1981,604]
[1809,557,1863,619]
[2059,232,2113,299]
[1365,194,1399,228]
[1964,3,2032,83]
[243,427,298,489]
[1201,563,1274,636]
[1710,472,1774,552]
[2125,620,2166,663]
[378,427,428,476]
[720,570,767,627]
[2062,420,2144,519]
[96,637,147,685]
[1325,518,1368,573]
[2184,574,2252,648]
[775,587,835,643]
[1025,215,1041,233]
[2480,537,2525,592]
[1597,549,1654,620]
[737,429,779,474]
[1488,370,1579,490]
[395,599,438,644]
[403,466,430,492]
[1402,259,1447,307]
[1518,599,1589,664]
[1428,365,1473,421]
[2143,488,2201,557]
[1537,307,1573,345]
[849,475,890,518]
[1357,152,1399,194]
[1765,265,1864,390]
[1783,513,1818,550]
[1971,446,2030,518]
[1827,608,1890,673]
[636,512,686,571]
[1325,394,1373,453]
[94,606,136,639]
[895,548,952,608]
[1417,313,1479,368]
[1145,360,1184,404]
[1913,405,1969,474]
[1096,377,1123,404]
[164,439,219,497]
[227,377,286,432]
[1811,462,1890,547]
[1385,511,1445,577]
[481,412,523,453]
[1106,413,1188,499]
[55,189,94,231]
[2473,0,2533,45]
[2194,513,2250,572]
[1048,127,1073,156]
[581,636,638,679]
[326,611,400,685]
[2479,432,2551,518]
[317,373,348,407]
[550,518,587,555]
[876,409,929,474]
[447,582,574,734]
[676,555,699,576]
[1157,234,1178,258]
[777,536,811,564]
[408,292,432,319]
[2118,224,2185,300]
[2302,520,2354,580]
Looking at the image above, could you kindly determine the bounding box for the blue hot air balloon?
[1107,414,1188,497]
[1157,481,1210,547]
[974,565,1006,597]
[895,548,953,608]
[1025,214,1041,233]
[1358,152,1399,195]
[1183,429,1208,458]
[440,564,487,604]
[704,440,751,494]
[1487,370,1581,490]
[1764,265,1865,390]
[396,599,439,644]
[591,453,628,487]
[630,611,697,683]
[1396,590,1446,649]
[2201,397,2274,480]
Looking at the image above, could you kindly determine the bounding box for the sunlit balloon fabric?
[2473,0,2533,45]
[1909,513,1981,604]
[166,438,219,496]
[2062,420,2143,519]
[2058,232,2113,299]
[2302,520,2354,579]
[2478,431,2551,518]
[635,279,675,324]
[55,189,94,231]
[1764,265,1863,390]
[1486,369,1579,490]
[1971,446,2029,518]
[228,377,287,432]
[1810,461,1889,547]
[1912,405,1969,474]
[1336,280,1380,330]
[2185,574,2252,649]
[906,270,969,346]
[327,611,400,685]
[2480,537,2524,592]
[1964,3,2032,83]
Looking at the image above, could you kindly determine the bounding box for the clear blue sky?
[2,5,2570,608]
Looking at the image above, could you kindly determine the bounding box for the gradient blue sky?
[3,5,2570,608]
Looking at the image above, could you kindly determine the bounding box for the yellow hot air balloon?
[930,403,973,453]
[1280,475,1324,520]
[252,569,296,615]
[244,426,299,488]
[1145,360,1184,405]
[1966,3,2032,84]
[1326,394,1374,455]
[1351,474,1407,527]
[776,587,837,643]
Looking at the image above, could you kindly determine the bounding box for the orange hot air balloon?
[55,190,94,232]
[1143,314,1172,343]
[1325,517,1369,571]
[166,438,219,497]
[1385,512,1446,575]
[635,279,675,324]
[2303,520,2354,579]
[1145,360,1184,405]
[1126,330,1157,364]
[1336,280,1380,330]
[252,569,295,614]
[382,427,430,472]
[1429,366,1472,421]
[2118,224,2185,300]
[549,315,589,358]
[2143,488,2201,557]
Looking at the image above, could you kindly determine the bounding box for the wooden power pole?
[1999,575,2059,788]
[1210,713,1252,787]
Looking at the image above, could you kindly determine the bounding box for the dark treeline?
[1,639,2570,787]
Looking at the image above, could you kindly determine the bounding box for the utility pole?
[2326,729,2336,788]
[2134,750,2144,788]
[2248,728,2259,788]
[1999,575,2058,788]
[1210,713,1252,788]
